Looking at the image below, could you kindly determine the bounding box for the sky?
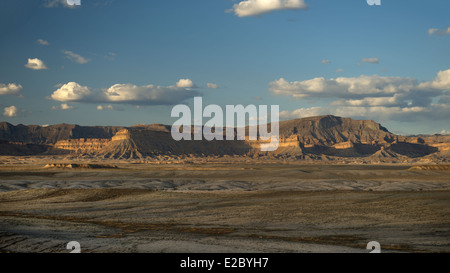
[0,0,449,135]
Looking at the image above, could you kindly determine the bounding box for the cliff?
[278,115,394,145]
[53,138,111,153]
[0,140,51,156]
[1,116,448,162]
[0,122,123,144]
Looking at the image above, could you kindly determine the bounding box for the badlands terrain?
[0,116,449,253]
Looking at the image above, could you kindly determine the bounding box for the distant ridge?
[0,116,449,162]
[0,122,123,144]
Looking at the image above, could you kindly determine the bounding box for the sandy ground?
[0,156,449,253]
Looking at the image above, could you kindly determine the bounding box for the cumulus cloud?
[25,58,48,70]
[50,80,201,106]
[229,0,308,17]
[104,83,200,104]
[270,70,450,101]
[0,83,23,96]
[418,69,450,90]
[272,69,450,123]
[63,50,90,64]
[428,27,450,36]
[207,83,219,89]
[51,82,91,102]
[52,103,74,110]
[3,106,18,117]
[176,78,197,88]
[270,75,420,100]
[361,57,379,64]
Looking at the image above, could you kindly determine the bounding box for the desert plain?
[0,156,449,253]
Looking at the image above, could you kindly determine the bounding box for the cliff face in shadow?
[0,122,123,144]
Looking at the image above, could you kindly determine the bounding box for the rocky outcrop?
[333,141,355,149]
[111,129,131,142]
[99,128,256,159]
[429,143,450,153]
[279,115,394,144]
[53,139,110,153]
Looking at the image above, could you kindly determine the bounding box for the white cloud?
[361,57,379,64]
[428,27,450,36]
[418,69,450,90]
[337,104,450,122]
[52,103,74,110]
[336,68,344,72]
[104,83,198,104]
[50,81,200,106]
[229,0,308,17]
[280,107,327,119]
[176,78,197,88]
[207,83,219,89]
[51,82,91,102]
[3,106,18,117]
[25,58,48,70]
[63,50,90,64]
[270,70,450,102]
[60,103,73,110]
[0,83,23,96]
[331,95,403,107]
[280,104,450,123]
[37,39,49,46]
[270,75,418,99]
[271,69,450,123]
[321,60,331,64]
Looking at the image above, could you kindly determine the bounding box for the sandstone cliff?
[53,138,111,154]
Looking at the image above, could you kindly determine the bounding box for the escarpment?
[1,116,448,162]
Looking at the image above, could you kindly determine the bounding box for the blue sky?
[0,0,449,135]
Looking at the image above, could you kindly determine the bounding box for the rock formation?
[1,115,448,162]
[53,138,110,154]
